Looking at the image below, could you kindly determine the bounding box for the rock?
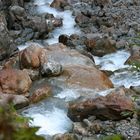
[125,45,140,67]
[50,65,113,90]
[53,133,78,140]
[29,85,51,103]
[75,13,91,27]
[59,34,69,45]
[50,0,69,10]
[45,43,95,67]
[85,36,116,56]
[23,69,40,81]
[19,43,44,69]
[41,60,63,77]
[0,93,29,109]
[0,12,16,60]
[92,0,112,7]
[68,88,134,121]
[0,69,32,95]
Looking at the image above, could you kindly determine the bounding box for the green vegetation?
[0,105,45,140]
[100,134,126,140]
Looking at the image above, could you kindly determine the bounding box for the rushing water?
[21,0,140,138]
[34,0,80,44]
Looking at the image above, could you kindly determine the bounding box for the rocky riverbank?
[0,0,140,140]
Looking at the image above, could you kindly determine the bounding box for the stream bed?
[20,0,140,139]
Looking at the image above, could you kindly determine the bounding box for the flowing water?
[21,0,140,138]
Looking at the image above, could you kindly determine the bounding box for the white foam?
[111,70,140,88]
[94,50,130,71]
[55,89,80,101]
[34,0,80,44]
[17,42,43,51]
[23,107,72,136]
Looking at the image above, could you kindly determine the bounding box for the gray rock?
[41,60,63,77]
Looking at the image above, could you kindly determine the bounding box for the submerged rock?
[0,68,32,95]
[68,88,134,121]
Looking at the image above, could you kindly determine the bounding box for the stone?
[44,43,95,67]
[41,60,63,77]
[0,93,29,109]
[29,85,51,103]
[50,65,113,90]
[23,69,40,81]
[0,12,16,60]
[50,0,69,10]
[19,43,44,69]
[85,36,116,56]
[68,88,134,121]
[0,69,32,95]
[125,45,140,67]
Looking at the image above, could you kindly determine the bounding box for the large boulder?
[85,36,116,56]
[19,43,44,69]
[49,65,113,90]
[45,43,95,67]
[68,88,134,121]
[0,69,32,94]
[0,12,16,60]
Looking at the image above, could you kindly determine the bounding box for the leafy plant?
[0,105,45,140]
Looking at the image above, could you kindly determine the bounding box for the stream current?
[21,0,140,138]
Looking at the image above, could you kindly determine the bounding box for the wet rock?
[23,69,39,81]
[19,43,44,69]
[0,69,32,95]
[125,45,140,66]
[85,36,116,56]
[53,133,79,140]
[68,88,134,121]
[59,34,69,45]
[45,43,95,67]
[29,85,51,103]
[0,93,29,109]
[0,12,16,60]
[41,60,63,77]
[50,0,70,10]
[52,65,113,90]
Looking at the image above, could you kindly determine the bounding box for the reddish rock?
[0,69,32,95]
[68,88,134,121]
[30,85,51,103]
[50,0,69,10]
[19,43,44,69]
[125,45,140,66]
[85,37,116,56]
[55,65,113,90]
